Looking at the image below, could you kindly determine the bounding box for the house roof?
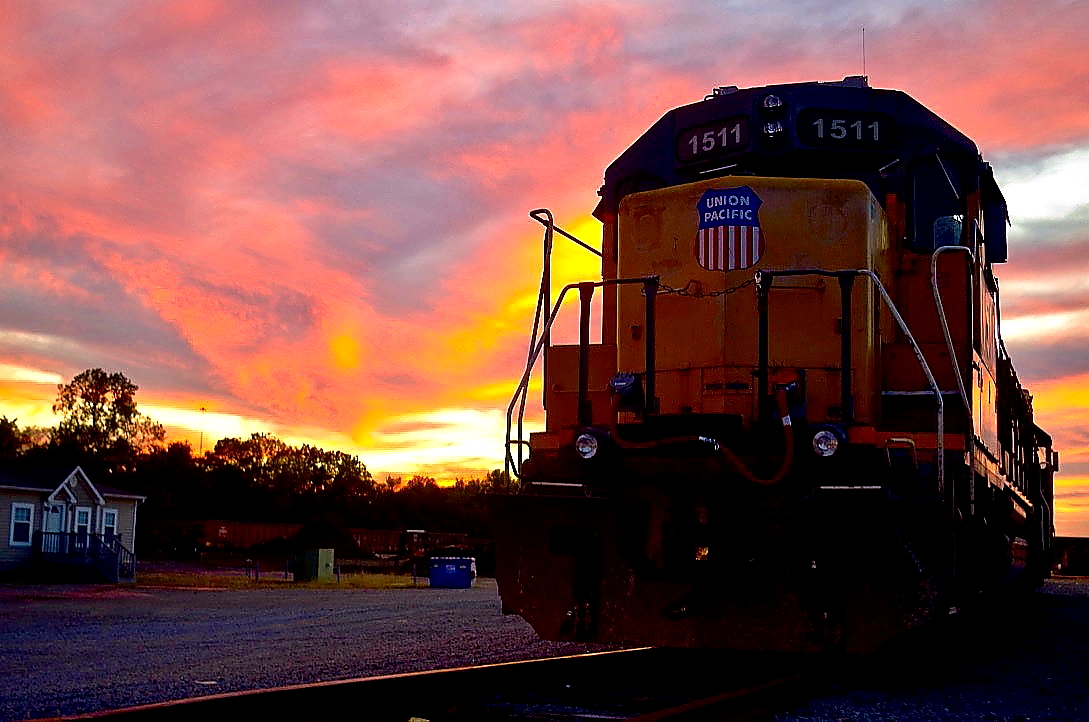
[0,467,146,502]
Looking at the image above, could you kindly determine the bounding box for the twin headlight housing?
[761,93,785,139]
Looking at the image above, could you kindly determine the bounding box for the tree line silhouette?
[0,369,512,556]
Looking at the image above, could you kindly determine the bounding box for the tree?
[52,369,165,457]
[485,469,513,494]
[203,433,376,521]
[0,417,20,461]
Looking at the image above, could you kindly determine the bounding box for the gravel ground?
[2,577,1086,721]
[776,577,1089,721]
[0,578,606,721]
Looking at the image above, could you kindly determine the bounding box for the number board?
[677,116,749,163]
[797,109,894,149]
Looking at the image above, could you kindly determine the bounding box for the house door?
[74,507,91,551]
[43,504,66,553]
[101,509,118,546]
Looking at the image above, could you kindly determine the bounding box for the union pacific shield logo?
[695,186,765,271]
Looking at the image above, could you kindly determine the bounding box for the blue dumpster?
[429,557,475,588]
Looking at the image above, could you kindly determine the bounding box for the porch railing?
[34,531,136,581]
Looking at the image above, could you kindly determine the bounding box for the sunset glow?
[1,1,1088,531]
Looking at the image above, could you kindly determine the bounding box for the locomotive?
[493,76,1057,654]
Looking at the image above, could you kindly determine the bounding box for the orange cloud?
[1055,476,1089,536]
[329,331,363,371]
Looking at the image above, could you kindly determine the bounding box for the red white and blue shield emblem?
[695,186,765,271]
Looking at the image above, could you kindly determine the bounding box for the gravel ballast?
[775,577,1089,721]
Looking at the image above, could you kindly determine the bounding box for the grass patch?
[136,571,425,590]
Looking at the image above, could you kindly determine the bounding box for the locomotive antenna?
[861,26,867,78]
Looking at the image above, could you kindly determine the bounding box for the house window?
[10,503,33,546]
[102,509,118,541]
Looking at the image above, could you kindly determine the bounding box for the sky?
[1,0,1088,532]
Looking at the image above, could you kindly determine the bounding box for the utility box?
[295,548,334,582]
[429,557,475,589]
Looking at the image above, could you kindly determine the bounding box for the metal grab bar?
[504,276,659,479]
[860,268,946,494]
[932,243,976,518]
[931,245,974,414]
[530,209,602,258]
[515,211,602,470]
[755,268,945,493]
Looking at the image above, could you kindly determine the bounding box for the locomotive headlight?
[812,430,839,456]
[762,94,783,110]
[811,427,848,458]
[575,433,600,460]
[762,121,784,136]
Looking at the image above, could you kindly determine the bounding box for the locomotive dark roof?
[594,76,985,220]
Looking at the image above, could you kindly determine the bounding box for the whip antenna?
[862,26,867,78]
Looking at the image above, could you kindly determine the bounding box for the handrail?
[932,243,977,520]
[513,211,603,472]
[859,268,946,494]
[931,245,974,413]
[756,268,945,493]
[37,530,134,557]
[116,543,136,579]
[517,211,554,469]
[529,210,602,257]
[505,276,659,479]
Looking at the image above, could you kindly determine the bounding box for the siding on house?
[1,490,44,570]
[105,498,139,552]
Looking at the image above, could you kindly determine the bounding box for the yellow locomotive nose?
[616,177,887,434]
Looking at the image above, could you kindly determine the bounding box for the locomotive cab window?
[908,155,965,252]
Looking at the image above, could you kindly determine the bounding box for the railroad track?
[45,648,814,721]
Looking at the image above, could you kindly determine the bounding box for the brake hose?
[607,387,795,485]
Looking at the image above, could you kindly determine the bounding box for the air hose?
[607,387,795,485]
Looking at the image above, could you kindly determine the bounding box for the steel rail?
[40,647,813,721]
[628,673,810,721]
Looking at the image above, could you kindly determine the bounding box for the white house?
[0,467,144,582]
